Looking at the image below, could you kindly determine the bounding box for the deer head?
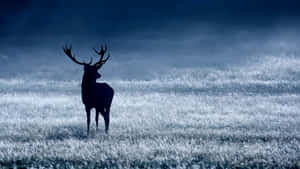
[63,44,111,81]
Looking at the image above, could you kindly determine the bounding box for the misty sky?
[1,0,300,79]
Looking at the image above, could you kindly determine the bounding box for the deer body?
[63,44,114,134]
[82,70,114,133]
[82,81,114,111]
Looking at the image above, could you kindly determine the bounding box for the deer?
[63,44,114,135]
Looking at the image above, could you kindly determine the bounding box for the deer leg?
[103,107,110,134]
[95,111,99,131]
[85,107,91,135]
[104,114,109,134]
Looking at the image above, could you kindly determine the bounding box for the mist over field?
[1,0,300,168]
[1,24,300,80]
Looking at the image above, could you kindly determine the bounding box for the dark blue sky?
[1,0,300,42]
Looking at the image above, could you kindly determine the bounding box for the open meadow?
[0,55,299,168]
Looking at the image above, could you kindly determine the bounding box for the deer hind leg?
[95,111,100,131]
[103,106,110,134]
[85,107,91,135]
[103,113,109,134]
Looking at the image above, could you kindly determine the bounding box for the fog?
[1,26,300,81]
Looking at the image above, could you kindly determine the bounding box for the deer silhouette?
[63,44,114,135]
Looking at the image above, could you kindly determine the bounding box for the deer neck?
[81,73,97,91]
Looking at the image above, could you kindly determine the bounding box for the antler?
[63,44,92,65]
[93,44,111,69]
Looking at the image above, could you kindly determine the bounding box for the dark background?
[1,0,300,80]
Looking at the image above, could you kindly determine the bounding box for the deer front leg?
[85,107,91,135]
[95,112,99,130]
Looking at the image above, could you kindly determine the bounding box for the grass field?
[0,56,300,168]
